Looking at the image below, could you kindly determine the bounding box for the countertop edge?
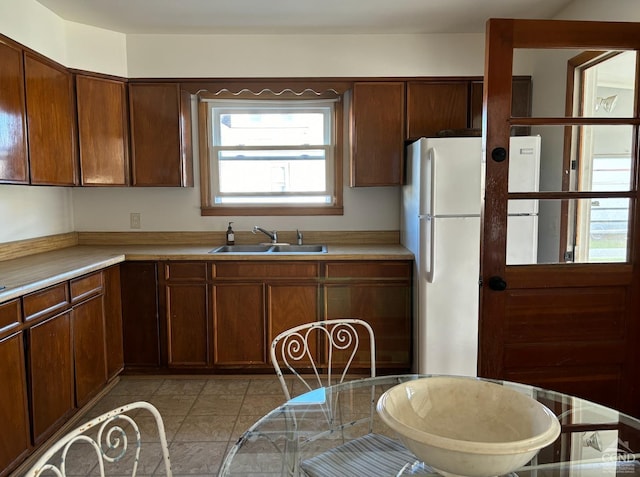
[0,245,413,304]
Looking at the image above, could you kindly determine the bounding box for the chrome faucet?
[253,226,278,244]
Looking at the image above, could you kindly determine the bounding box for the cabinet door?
[76,75,129,185]
[325,283,411,369]
[120,262,161,368]
[213,283,265,365]
[406,82,469,140]
[0,332,30,476]
[24,53,77,185]
[0,39,28,184]
[350,82,405,186]
[165,282,210,367]
[103,265,124,379]
[129,83,193,187]
[72,295,107,406]
[268,283,319,365]
[28,312,75,445]
[470,77,532,135]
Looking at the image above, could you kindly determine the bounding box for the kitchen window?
[198,87,345,216]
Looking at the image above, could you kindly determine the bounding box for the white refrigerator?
[401,135,541,376]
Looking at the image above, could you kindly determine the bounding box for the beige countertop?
[0,244,413,303]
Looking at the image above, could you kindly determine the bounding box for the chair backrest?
[270,318,376,400]
[24,401,172,477]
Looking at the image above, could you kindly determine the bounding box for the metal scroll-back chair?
[270,318,418,477]
[23,401,172,477]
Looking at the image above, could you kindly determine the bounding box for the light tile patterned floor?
[32,375,296,477]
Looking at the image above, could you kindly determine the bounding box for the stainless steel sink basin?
[270,244,327,253]
[209,244,327,254]
[209,244,273,253]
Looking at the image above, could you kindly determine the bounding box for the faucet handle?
[296,229,303,245]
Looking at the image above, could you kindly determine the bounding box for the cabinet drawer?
[164,262,208,281]
[214,261,319,279]
[23,283,70,322]
[70,271,104,304]
[325,261,411,279]
[0,299,21,333]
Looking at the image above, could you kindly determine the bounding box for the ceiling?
[34,0,574,35]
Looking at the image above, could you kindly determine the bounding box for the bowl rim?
[376,376,561,455]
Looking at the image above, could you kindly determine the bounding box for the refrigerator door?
[418,215,480,376]
[508,135,541,214]
[420,137,483,217]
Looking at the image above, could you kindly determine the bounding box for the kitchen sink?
[209,244,273,253]
[209,244,327,254]
[270,244,327,253]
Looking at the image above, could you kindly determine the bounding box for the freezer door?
[508,135,541,214]
[420,137,483,217]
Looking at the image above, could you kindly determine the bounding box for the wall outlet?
[130,212,141,229]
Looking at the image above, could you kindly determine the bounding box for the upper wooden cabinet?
[24,53,78,186]
[129,83,193,187]
[406,82,469,139]
[0,39,28,184]
[76,75,130,186]
[350,82,405,187]
[470,77,532,135]
[406,77,533,141]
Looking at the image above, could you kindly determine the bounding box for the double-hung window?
[199,89,344,216]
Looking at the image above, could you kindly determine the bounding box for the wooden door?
[0,39,28,184]
[76,75,130,185]
[479,19,640,416]
[24,53,78,185]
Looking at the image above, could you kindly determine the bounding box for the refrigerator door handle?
[418,215,436,283]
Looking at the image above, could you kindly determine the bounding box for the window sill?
[201,205,344,216]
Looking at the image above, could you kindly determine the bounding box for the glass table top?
[218,374,640,476]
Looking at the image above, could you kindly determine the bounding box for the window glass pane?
[512,49,636,119]
[218,150,326,193]
[217,111,328,146]
[507,198,630,265]
[509,125,634,193]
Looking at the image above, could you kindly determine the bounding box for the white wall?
[0,0,128,243]
[0,186,73,243]
[125,33,485,78]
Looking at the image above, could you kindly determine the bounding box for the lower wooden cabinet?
[162,262,211,368]
[120,259,412,372]
[324,261,412,371]
[28,311,75,445]
[0,331,30,476]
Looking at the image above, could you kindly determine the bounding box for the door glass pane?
[506,198,630,265]
[509,125,634,193]
[512,49,636,119]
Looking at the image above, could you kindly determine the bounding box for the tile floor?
[26,375,300,477]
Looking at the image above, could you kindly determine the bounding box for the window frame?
[197,83,345,216]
